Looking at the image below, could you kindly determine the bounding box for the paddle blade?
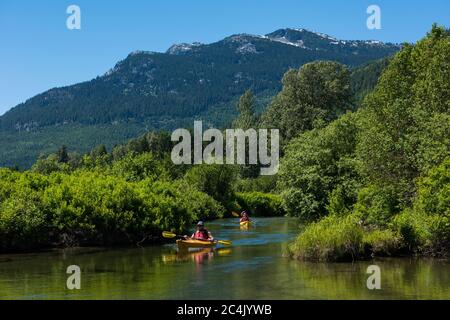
[217,240,232,246]
[232,212,240,217]
[162,231,177,239]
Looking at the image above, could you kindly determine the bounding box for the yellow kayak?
[176,239,216,251]
[240,221,251,228]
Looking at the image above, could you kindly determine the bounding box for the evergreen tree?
[57,145,69,163]
[233,90,260,178]
[90,144,108,159]
[233,90,258,129]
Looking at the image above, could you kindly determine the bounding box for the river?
[0,217,449,299]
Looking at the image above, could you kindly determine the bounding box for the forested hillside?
[0,28,399,168]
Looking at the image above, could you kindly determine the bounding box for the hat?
[197,221,204,226]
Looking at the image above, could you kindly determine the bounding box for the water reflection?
[0,218,448,300]
[162,248,232,265]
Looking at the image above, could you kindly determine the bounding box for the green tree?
[261,61,352,146]
[356,25,450,208]
[232,90,261,178]
[185,164,237,206]
[145,131,173,158]
[278,112,360,221]
[90,144,108,159]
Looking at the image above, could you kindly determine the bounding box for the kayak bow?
[240,221,251,229]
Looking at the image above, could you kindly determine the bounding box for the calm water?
[0,217,449,300]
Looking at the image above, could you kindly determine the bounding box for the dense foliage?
[235,192,285,217]
[262,61,353,145]
[278,112,360,221]
[350,57,391,104]
[0,165,226,252]
[282,26,449,261]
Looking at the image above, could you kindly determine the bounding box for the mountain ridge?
[0,27,400,168]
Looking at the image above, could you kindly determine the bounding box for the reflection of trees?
[289,258,450,299]
[0,217,448,300]
[0,247,182,299]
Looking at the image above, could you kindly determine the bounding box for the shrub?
[0,169,21,204]
[234,175,278,193]
[287,214,364,262]
[424,214,450,256]
[278,112,360,221]
[390,209,428,252]
[391,209,450,257]
[413,159,450,256]
[353,183,402,227]
[413,158,449,217]
[363,229,401,256]
[111,152,168,182]
[390,159,450,256]
[235,192,285,217]
[327,182,359,216]
[42,172,150,245]
[0,190,52,251]
[139,179,225,225]
[185,164,237,206]
[175,181,226,221]
[0,169,226,251]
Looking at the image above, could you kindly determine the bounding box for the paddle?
[162,231,232,246]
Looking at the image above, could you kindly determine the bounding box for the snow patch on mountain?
[129,50,157,56]
[167,42,203,55]
[268,36,308,49]
[312,31,338,41]
[236,42,259,54]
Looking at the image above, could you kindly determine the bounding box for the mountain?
[0,28,400,168]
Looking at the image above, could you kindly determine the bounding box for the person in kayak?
[187,221,214,242]
[240,211,250,223]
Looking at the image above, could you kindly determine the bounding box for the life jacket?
[193,229,209,240]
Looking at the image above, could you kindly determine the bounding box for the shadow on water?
[0,217,449,299]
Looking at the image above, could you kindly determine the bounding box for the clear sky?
[0,0,448,115]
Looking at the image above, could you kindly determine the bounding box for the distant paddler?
[239,211,251,228]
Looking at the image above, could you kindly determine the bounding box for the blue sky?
[0,0,448,115]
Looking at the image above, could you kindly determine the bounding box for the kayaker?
[240,211,250,222]
[187,221,214,242]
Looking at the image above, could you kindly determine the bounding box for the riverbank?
[286,160,450,262]
[279,28,449,262]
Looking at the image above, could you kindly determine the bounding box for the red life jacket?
[193,229,209,240]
